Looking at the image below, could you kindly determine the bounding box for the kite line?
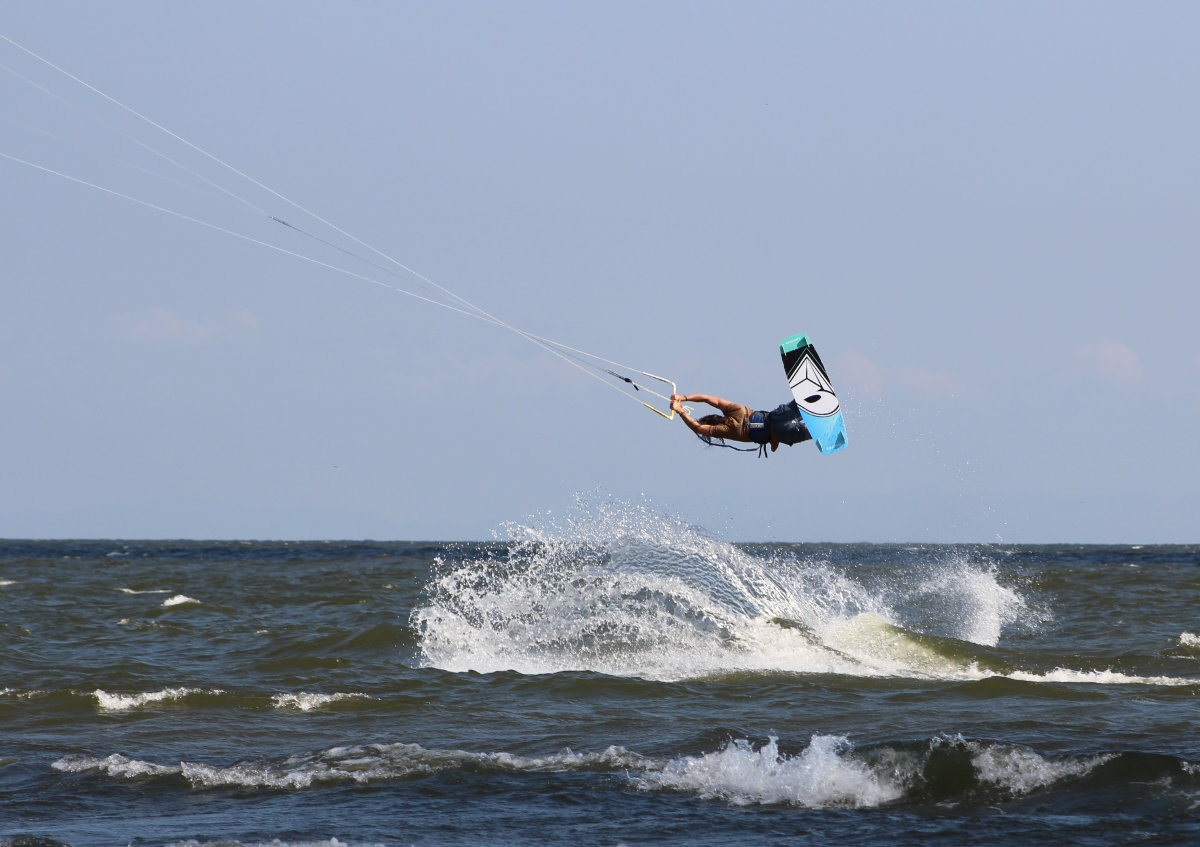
[0,32,683,418]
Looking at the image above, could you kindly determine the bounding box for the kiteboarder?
[670,393,811,454]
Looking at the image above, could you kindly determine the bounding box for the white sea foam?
[271,692,375,711]
[924,734,1112,797]
[92,687,217,711]
[1007,668,1197,687]
[1,688,45,700]
[0,579,17,587]
[1180,632,1200,648]
[162,594,200,607]
[967,739,1111,795]
[117,587,171,594]
[638,735,904,808]
[54,752,178,778]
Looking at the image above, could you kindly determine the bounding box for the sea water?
[2,497,1198,846]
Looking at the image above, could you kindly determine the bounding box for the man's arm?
[671,394,707,436]
[674,393,739,415]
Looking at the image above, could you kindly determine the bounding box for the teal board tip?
[779,333,810,354]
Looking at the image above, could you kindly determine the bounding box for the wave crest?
[55,734,1173,812]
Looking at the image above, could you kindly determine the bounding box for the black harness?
[695,410,772,457]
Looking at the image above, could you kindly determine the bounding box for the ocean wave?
[636,735,902,808]
[271,692,376,711]
[812,612,995,679]
[640,734,1165,809]
[5,687,431,716]
[51,734,1193,811]
[964,736,1111,794]
[53,742,653,791]
[92,687,221,711]
[1007,668,1198,687]
[810,616,1198,687]
[54,752,178,779]
[161,594,201,607]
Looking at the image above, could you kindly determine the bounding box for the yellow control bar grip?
[640,375,684,420]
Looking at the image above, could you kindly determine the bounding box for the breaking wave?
[410,495,1053,682]
[92,687,217,711]
[54,733,1190,812]
[271,692,375,711]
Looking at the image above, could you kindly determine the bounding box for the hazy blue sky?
[3,2,1197,543]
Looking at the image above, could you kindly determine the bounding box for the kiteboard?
[780,333,848,454]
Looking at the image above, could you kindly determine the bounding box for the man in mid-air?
[670,393,810,455]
